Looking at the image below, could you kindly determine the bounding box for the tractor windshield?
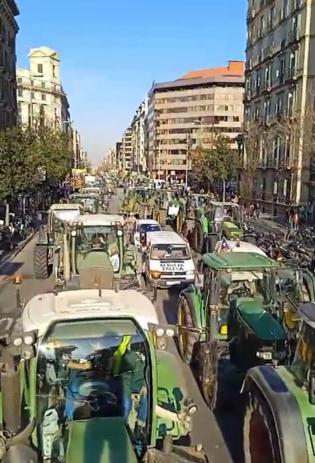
[135,189,146,201]
[215,205,240,222]
[36,318,151,459]
[277,267,311,303]
[219,269,274,306]
[291,320,315,386]
[70,197,98,213]
[75,226,121,272]
[192,195,208,208]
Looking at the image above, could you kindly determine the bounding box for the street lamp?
[185,131,192,188]
[235,133,245,194]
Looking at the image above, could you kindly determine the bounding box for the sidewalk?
[248,214,286,236]
[0,231,37,268]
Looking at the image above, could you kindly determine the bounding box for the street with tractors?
[0,175,315,463]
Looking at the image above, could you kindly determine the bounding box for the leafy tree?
[0,123,72,202]
[190,135,236,190]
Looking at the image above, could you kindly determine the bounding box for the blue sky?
[17,0,246,163]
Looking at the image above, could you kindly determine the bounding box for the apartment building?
[122,126,132,171]
[115,141,122,170]
[0,0,19,128]
[17,47,70,129]
[147,61,244,181]
[245,0,311,215]
[130,99,148,172]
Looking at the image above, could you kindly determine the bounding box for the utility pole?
[185,131,192,188]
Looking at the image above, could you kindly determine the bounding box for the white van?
[144,231,195,288]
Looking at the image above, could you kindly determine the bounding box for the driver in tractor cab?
[45,336,147,429]
[91,233,119,269]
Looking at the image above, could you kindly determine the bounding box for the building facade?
[0,0,19,128]
[122,126,132,171]
[245,0,311,215]
[147,61,244,181]
[115,142,122,170]
[71,127,82,169]
[17,47,70,129]
[130,99,148,172]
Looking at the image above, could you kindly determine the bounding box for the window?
[31,92,35,99]
[17,77,22,84]
[18,88,23,97]
[53,65,56,78]
[37,63,43,74]
[41,93,46,101]
[41,82,45,88]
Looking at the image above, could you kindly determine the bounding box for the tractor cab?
[66,214,142,290]
[0,286,205,463]
[208,201,242,237]
[188,194,211,210]
[69,193,105,214]
[177,251,286,408]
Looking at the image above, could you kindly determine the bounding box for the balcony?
[288,28,300,44]
[284,67,297,82]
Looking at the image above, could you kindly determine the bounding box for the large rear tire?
[158,209,167,227]
[200,341,218,411]
[34,245,49,279]
[244,381,282,463]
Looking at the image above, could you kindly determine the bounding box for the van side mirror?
[309,370,315,405]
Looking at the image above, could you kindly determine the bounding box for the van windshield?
[36,318,151,459]
[151,244,190,260]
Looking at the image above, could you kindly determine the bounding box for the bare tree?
[269,90,315,203]
[239,121,271,200]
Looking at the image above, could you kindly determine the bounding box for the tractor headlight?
[156,337,167,350]
[13,337,22,347]
[24,335,34,345]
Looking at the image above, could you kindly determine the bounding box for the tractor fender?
[243,365,309,463]
[37,226,48,244]
[180,286,205,331]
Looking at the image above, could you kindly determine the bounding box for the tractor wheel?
[195,222,204,254]
[177,296,199,364]
[208,234,220,252]
[200,341,218,411]
[186,218,195,232]
[243,381,282,463]
[176,212,183,232]
[158,209,167,227]
[34,245,49,279]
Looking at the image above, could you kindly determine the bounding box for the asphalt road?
[0,192,235,463]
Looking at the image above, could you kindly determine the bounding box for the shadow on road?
[161,288,180,324]
[0,262,23,277]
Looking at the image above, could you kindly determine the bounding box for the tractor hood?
[236,300,286,341]
[222,221,242,238]
[66,417,139,463]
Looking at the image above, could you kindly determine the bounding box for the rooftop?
[148,61,244,96]
[202,252,277,270]
[178,61,244,80]
[6,0,19,16]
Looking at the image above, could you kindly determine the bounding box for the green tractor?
[34,203,84,280]
[0,286,207,463]
[152,191,183,227]
[241,300,315,463]
[176,251,286,410]
[63,213,143,291]
[69,193,108,214]
[121,188,158,219]
[184,200,244,254]
[176,194,211,238]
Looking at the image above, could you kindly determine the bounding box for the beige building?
[17,47,70,129]
[0,0,19,128]
[130,99,148,172]
[147,61,244,181]
[122,126,132,171]
[245,0,313,215]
